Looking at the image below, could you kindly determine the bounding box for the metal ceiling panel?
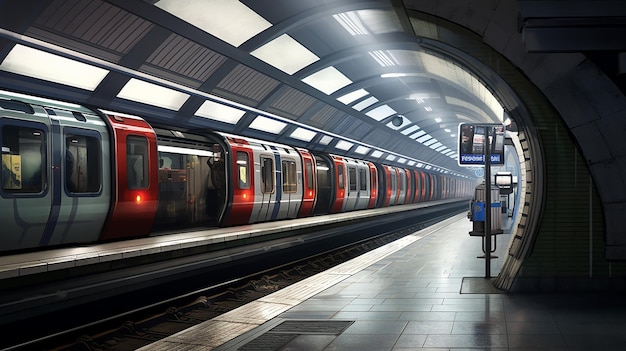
[215,64,280,104]
[146,34,227,82]
[32,0,151,57]
[302,105,343,129]
[268,87,317,120]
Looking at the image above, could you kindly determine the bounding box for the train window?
[359,168,367,191]
[337,164,344,189]
[260,156,274,193]
[66,134,101,193]
[127,136,148,190]
[237,151,250,189]
[282,159,297,193]
[2,125,45,193]
[304,159,313,190]
[348,167,357,191]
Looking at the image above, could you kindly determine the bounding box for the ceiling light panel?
[319,135,333,145]
[385,154,396,161]
[195,100,246,124]
[402,125,420,135]
[290,127,317,142]
[355,145,371,154]
[365,104,396,121]
[249,115,286,134]
[301,66,352,95]
[0,44,108,91]
[423,138,438,146]
[251,34,319,75]
[416,134,432,143]
[337,89,369,104]
[352,96,378,111]
[155,0,271,47]
[410,130,427,139]
[371,150,383,158]
[335,140,353,151]
[117,78,189,110]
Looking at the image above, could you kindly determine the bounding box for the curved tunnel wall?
[405,1,626,292]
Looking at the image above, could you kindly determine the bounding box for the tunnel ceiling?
[0,0,508,178]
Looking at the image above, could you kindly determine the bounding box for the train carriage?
[0,89,476,253]
[0,91,111,251]
[219,132,304,226]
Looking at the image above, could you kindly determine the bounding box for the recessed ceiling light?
[0,44,108,91]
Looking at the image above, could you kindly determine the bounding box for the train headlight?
[135,194,142,204]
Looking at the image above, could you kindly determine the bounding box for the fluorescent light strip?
[416,134,432,143]
[369,50,396,67]
[410,130,427,139]
[251,34,319,75]
[333,12,368,36]
[249,115,286,134]
[158,145,213,157]
[117,78,189,110]
[423,138,438,146]
[0,44,108,91]
[385,155,396,161]
[195,100,246,124]
[401,125,420,135]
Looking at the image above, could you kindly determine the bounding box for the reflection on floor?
[213,214,626,350]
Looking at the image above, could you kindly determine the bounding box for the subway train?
[0,89,473,253]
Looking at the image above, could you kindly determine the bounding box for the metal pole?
[484,127,491,278]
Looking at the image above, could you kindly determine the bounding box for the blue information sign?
[458,123,505,166]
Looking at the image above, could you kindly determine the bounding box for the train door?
[389,167,398,205]
[1,115,51,251]
[253,154,277,222]
[280,156,302,219]
[355,164,370,209]
[397,168,407,205]
[313,154,333,215]
[406,169,415,204]
[298,149,316,217]
[344,164,358,211]
[330,157,346,213]
[367,163,378,209]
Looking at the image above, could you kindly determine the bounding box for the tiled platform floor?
[213,214,626,350]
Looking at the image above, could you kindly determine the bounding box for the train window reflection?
[282,159,297,193]
[237,151,249,189]
[261,156,274,193]
[337,164,344,189]
[348,167,357,191]
[66,134,101,193]
[304,159,313,190]
[2,125,46,193]
[359,168,367,191]
[127,136,148,190]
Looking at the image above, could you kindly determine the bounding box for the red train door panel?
[100,112,158,240]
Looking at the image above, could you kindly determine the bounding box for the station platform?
[0,203,430,281]
[140,213,626,350]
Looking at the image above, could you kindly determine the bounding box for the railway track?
[1,204,465,351]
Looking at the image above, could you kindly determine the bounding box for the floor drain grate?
[238,320,354,351]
